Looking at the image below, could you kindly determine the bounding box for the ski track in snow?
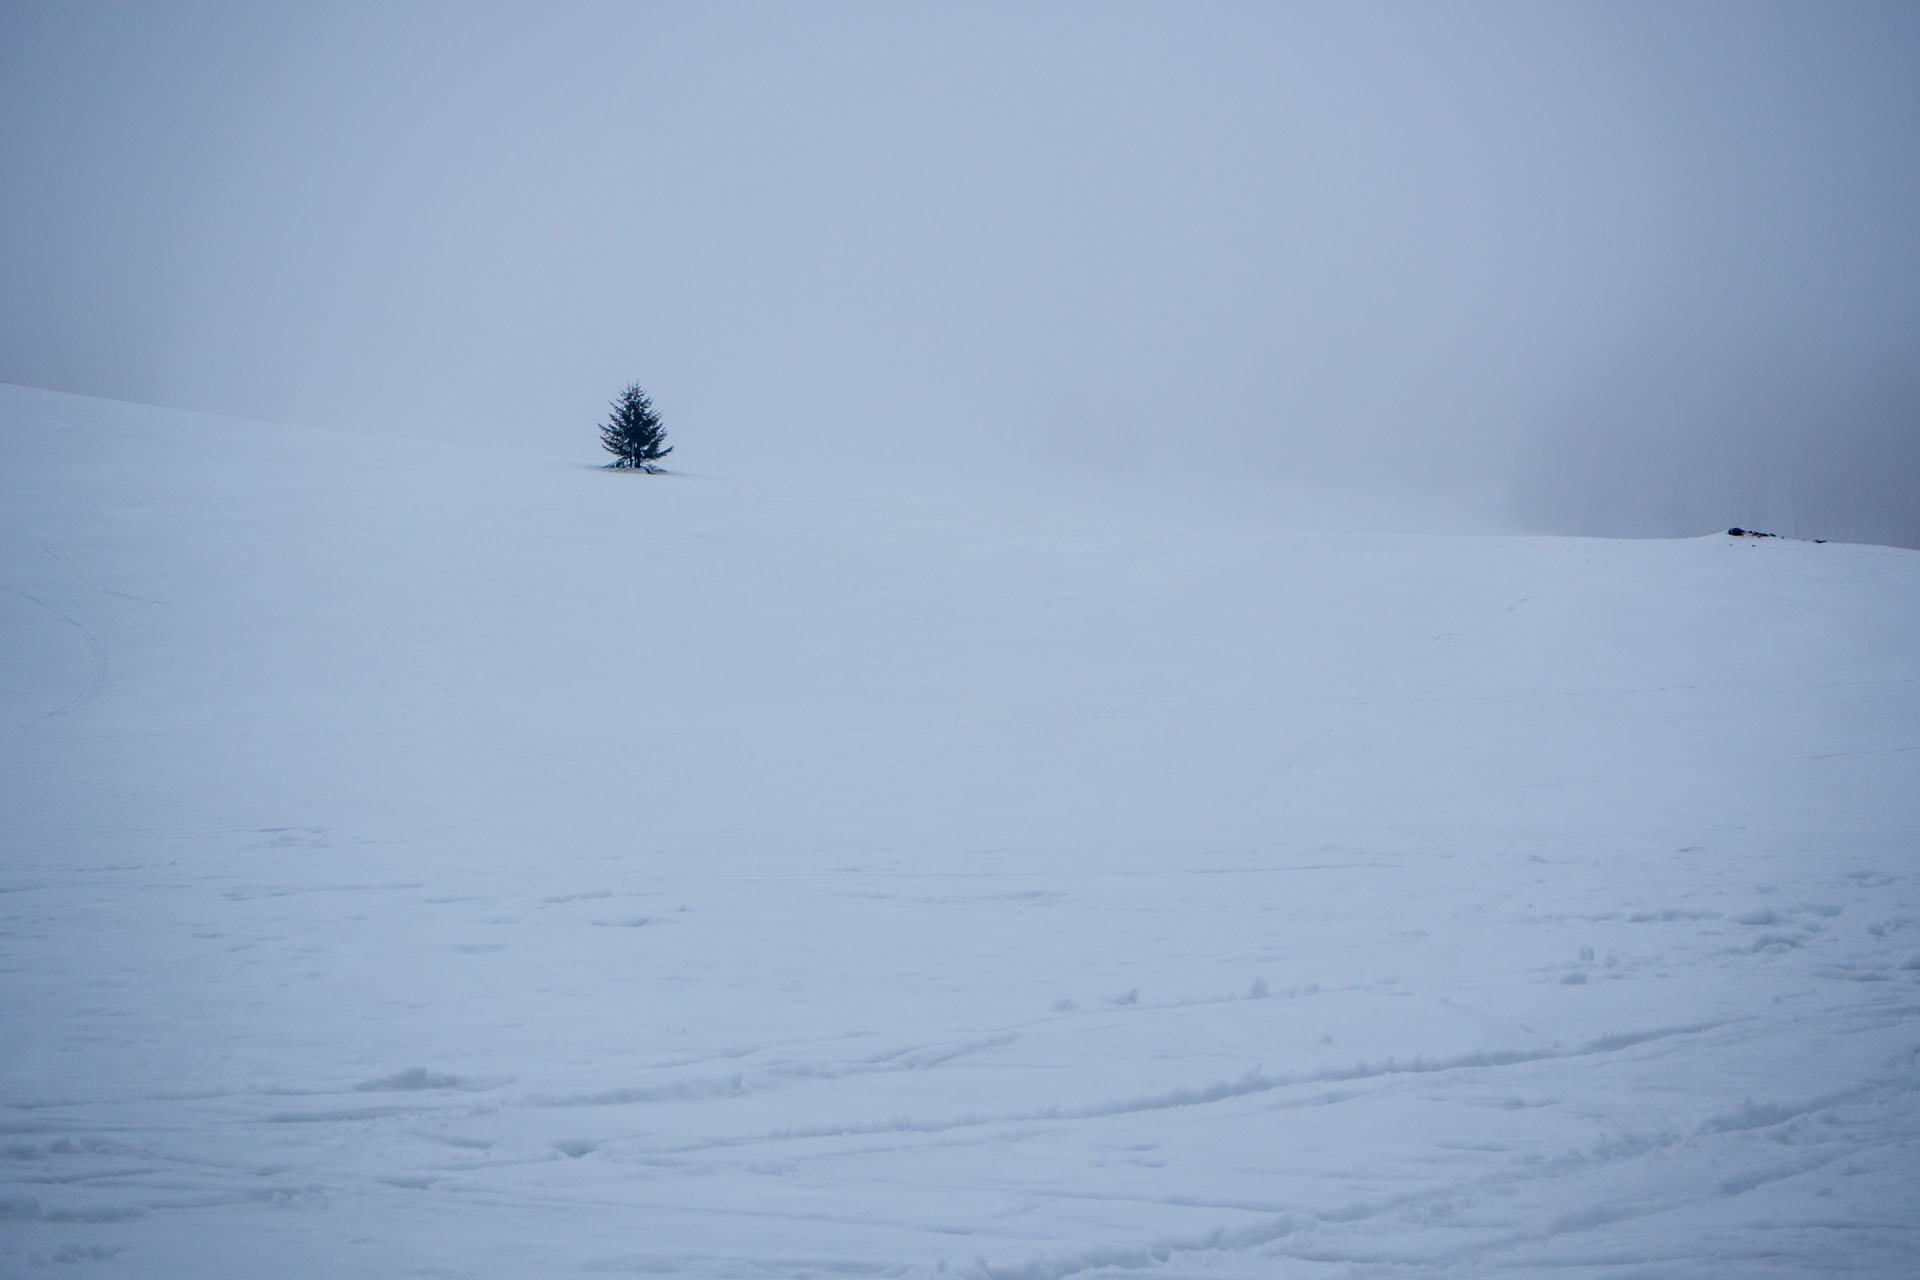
[5,860,1916,1278]
[0,581,109,722]
[2,384,1918,1278]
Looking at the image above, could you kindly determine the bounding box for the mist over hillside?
[3,3,1916,546]
[1511,343,1920,548]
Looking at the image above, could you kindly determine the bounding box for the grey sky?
[4,1,1916,541]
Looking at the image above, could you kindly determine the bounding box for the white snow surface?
[3,383,1917,1278]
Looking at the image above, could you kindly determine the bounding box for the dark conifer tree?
[599,384,672,471]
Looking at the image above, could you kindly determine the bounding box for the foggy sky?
[4,1,1917,543]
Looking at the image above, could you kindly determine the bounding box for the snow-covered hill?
[3,383,1917,1278]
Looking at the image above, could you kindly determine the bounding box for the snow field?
[2,384,1917,1277]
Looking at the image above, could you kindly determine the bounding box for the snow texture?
[2,383,1917,1278]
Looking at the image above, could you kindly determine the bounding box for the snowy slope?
[2,383,1917,1279]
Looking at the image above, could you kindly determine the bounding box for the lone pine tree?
[599,384,672,471]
